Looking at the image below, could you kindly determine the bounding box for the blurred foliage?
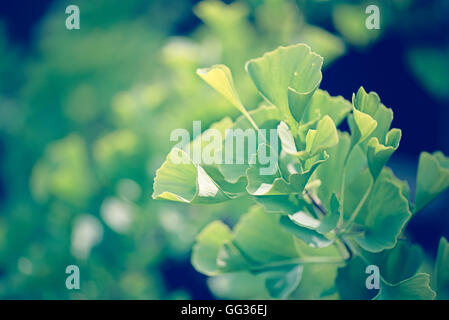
[0,0,447,299]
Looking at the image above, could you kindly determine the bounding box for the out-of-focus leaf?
[264,264,303,299]
[255,195,302,215]
[407,47,449,100]
[433,237,449,299]
[30,134,94,205]
[333,4,381,47]
[414,151,449,213]
[298,25,346,66]
[207,272,269,300]
[280,215,333,248]
[191,221,233,276]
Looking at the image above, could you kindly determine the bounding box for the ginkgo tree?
[153,43,449,300]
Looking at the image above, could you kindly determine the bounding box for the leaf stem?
[342,184,372,232]
[305,189,326,217]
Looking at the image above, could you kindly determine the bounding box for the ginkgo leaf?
[245,43,323,129]
[197,64,245,113]
[191,221,233,276]
[374,274,436,300]
[280,215,334,248]
[152,148,232,203]
[305,115,339,155]
[336,256,378,300]
[363,241,423,284]
[278,121,300,155]
[349,108,377,145]
[264,264,303,299]
[232,206,300,264]
[433,237,449,299]
[366,128,401,179]
[197,64,258,129]
[414,151,449,213]
[314,132,351,210]
[246,145,328,196]
[219,105,281,183]
[354,169,411,252]
[303,89,352,126]
[353,87,393,146]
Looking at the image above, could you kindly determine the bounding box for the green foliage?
[154,43,449,299]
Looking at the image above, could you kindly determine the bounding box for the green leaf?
[314,132,351,209]
[255,195,302,215]
[341,146,372,221]
[246,145,327,196]
[298,25,346,66]
[414,151,449,213]
[278,121,300,155]
[152,148,231,203]
[245,43,323,129]
[303,89,352,127]
[407,47,449,100]
[197,64,258,129]
[264,264,303,299]
[306,115,339,155]
[366,128,401,179]
[363,241,423,284]
[353,87,393,146]
[191,221,233,276]
[349,108,377,145]
[207,272,270,300]
[292,263,340,299]
[316,194,341,234]
[219,105,281,183]
[333,4,381,47]
[216,241,251,273]
[354,169,411,252]
[196,64,245,114]
[233,206,300,264]
[433,237,449,299]
[280,215,333,248]
[375,274,436,300]
[336,256,378,300]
